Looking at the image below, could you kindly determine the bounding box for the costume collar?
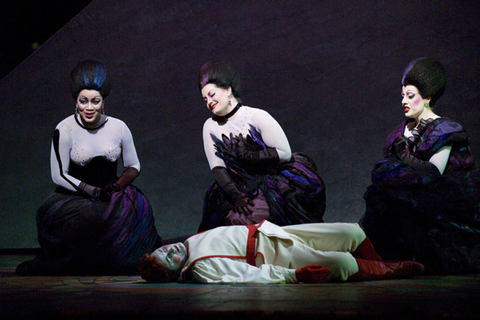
[75,114,109,131]
[213,103,242,123]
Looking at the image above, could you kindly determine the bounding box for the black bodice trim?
[69,157,118,187]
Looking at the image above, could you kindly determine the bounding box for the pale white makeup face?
[76,89,103,126]
[201,83,233,117]
[401,85,430,120]
[151,242,187,271]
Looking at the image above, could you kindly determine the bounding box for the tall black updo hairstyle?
[402,57,446,107]
[70,60,112,99]
[198,60,241,99]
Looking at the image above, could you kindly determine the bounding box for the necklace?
[224,102,242,118]
[213,103,242,123]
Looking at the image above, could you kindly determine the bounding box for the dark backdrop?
[1,0,479,248]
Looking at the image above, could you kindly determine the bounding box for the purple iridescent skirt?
[360,158,480,275]
[20,185,161,275]
[199,151,326,232]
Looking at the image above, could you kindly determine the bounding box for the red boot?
[349,259,425,281]
[352,236,382,261]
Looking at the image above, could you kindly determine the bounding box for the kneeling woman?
[360,57,480,275]
[198,60,326,231]
[16,60,162,275]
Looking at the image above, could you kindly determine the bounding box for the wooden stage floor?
[1,254,479,320]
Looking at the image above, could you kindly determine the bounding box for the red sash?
[246,224,258,266]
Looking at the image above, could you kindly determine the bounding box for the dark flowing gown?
[18,158,162,275]
[199,126,326,232]
[360,117,480,274]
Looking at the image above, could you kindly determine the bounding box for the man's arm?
[191,258,297,284]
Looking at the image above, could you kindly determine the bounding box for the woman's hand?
[222,133,248,159]
[232,196,254,215]
[79,182,111,201]
[391,136,441,175]
[104,183,121,197]
[391,135,407,156]
[222,133,279,166]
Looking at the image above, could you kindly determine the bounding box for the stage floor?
[1,254,479,320]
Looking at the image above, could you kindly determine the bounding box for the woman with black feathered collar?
[360,57,480,275]
[198,60,326,231]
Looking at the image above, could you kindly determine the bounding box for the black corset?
[69,157,118,187]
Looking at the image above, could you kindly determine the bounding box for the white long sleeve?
[50,115,140,191]
[203,106,291,170]
[429,145,452,175]
[191,257,297,284]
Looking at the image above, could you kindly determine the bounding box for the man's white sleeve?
[191,258,297,284]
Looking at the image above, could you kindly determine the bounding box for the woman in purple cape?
[198,60,326,231]
[16,60,162,275]
[360,57,480,274]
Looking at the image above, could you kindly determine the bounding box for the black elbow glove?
[389,135,440,175]
[242,147,280,167]
[78,182,110,201]
[211,166,253,214]
[105,167,139,195]
[222,133,280,167]
[391,135,407,156]
[397,151,440,175]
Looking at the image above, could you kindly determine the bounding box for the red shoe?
[349,259,425,281]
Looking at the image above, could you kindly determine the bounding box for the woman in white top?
[198,60,326,231]
[16,60,162,276]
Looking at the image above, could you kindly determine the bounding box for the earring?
[229,100,232,106]
[75,107,79,116]
[424,102,429,108]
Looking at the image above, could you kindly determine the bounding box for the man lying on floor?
[139,220,424,284]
